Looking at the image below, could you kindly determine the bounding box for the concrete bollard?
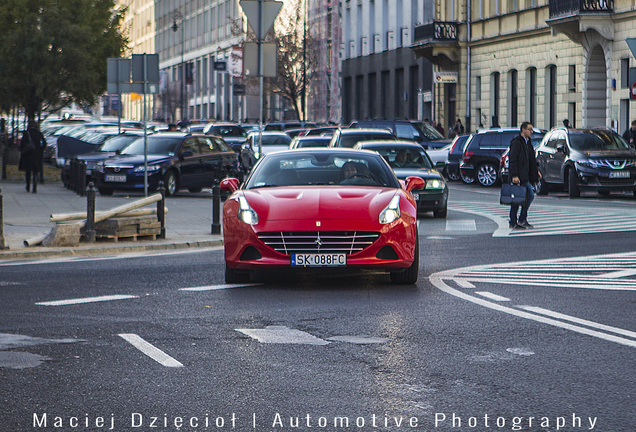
[85,182,96,242]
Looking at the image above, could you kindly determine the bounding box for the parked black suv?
[461,128,545,187]
[349,120,450,149]
[535,127,636,197]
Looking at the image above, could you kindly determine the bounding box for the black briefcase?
[500,184,527,206]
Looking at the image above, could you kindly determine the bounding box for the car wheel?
[433,207,447,218]
[476,163,498,187]
[225,264,250,284]
[460,170,475,184]
[164,171,178,197]
[446,166,460,181]
[567,168,580,198]
[98,188,113,196]
[536,177,549,196]
[390,238,419,285]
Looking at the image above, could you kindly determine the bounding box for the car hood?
[78,151,117,162]
[392,168,443,181]
[242,187,396,221]
[581,150,636,158]
[103,154,171,167]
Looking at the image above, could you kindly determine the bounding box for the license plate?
[291,253,346,267]
[105,175,127,182]
[609,171,630,178]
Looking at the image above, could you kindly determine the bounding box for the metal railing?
[413,22,459,43]
[549,0,613,18]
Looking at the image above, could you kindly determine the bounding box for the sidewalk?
[0,180,223,259]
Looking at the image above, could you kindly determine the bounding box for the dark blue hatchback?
[92,133,237,196]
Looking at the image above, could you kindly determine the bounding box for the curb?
[0,239,223,260]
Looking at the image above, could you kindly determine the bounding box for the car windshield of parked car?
[246,152,398,188]
[569,130,629,151]
[120,136,183,156]
[375,147,433,169]
[99,135,143,152]
[340,133,395,148]
[260,134,292,146]
[208,125,247,138]
[413,122,445,140]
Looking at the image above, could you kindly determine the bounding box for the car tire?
[476,163,499,187]
[536,177,549,196]
[188,187,202,193]
[433,207,448,218]
[390,238,419,285]
[446,166,460,181]
[98,188,113,196]
[225,264,250,284]
[567,168,580,198]
[164,171,178,197]
[460,170,475,184]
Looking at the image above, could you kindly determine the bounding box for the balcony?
[547,0,614,44]
[411,22,460,67]
[549,0,613,18]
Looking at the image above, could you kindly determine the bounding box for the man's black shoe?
[519,221,534,228]
[513,224,526,229]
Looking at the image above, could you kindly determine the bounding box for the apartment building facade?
[411,0,636,134]
[339,0,437,126]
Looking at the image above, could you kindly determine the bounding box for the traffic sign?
[239,0,283,40]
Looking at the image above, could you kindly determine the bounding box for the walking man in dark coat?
[19,121,47,193]
[623,120,636,148]
[508,122,541,229]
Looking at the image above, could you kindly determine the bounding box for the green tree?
[0,0,128,120]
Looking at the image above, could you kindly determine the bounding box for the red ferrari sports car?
[220,148,424,284]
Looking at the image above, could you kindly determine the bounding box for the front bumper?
[574,166,636,191]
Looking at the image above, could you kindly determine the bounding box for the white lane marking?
[236,326,330,345]
[180,283,263,291]
[518,306,636,339]
[36,294,139,306]
[475,291,510,302]
[430,274,636,348]
[326,336,390,344]
[118,334,184,368]
[598,269,636,278]
[445,219,476,231]
[506,347,535,356]
[454,279,475,288]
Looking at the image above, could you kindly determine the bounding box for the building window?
[508,69,518,127]
[569,65,576,92]
[546,65,557,129]
[476,76,481,101]
[491,72,500,127]
[621,58,630,89]
[526,67,537,126]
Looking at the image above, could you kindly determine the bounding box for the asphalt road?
[1,183,635,432]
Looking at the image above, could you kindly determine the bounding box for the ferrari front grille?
[258,231,380,255]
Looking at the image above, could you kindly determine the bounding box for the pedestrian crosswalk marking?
[448,202,636,237]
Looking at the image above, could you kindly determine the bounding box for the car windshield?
[340,133,396,148]
[208,125,246,138]
[295,138,331,148]
[120,136,183,155]
[259,134,292,146]
[375,147,433,169]
[246,151,398,189]
[569,130,630,151]
[99,135,143,152]
[413,122,445,140]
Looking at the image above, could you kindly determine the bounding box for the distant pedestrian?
[623,120,636,147]
[19,121,47,193]
[563,119,571,128]
[508,122,541,229]
[167,123,178,131]
[456,118,465,134]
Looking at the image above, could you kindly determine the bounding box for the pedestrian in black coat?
[623,120,636,148]
[508,122,540,229]
[19,121,47,193]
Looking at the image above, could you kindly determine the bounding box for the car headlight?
[577,159,599,169]
[426,179,444,189]
[238,195,259,225]
[133,165,162,173]
[379,194,401,224]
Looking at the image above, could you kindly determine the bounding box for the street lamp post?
[172,11,185,121]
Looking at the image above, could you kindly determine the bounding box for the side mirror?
[405,176,425,192]
[181,149,194,158]
[435,161,446,169]
[556,144,565,153]
[220,178,240,192]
